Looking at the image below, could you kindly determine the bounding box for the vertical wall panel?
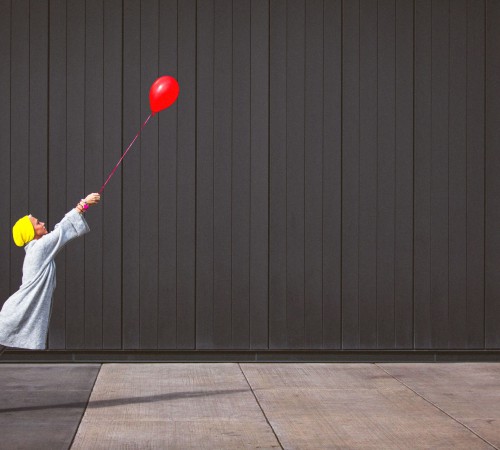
[84,0,104,349]
[122,0,141,349]
[414,0,432,348]
[449,0,467,348]
[65,0,86,349]
[269,0,287,349]
[29,0,48,225]
[358,0,378,349]
[304,0,323,349]
[176,0,196,349]
[0,0,11,304]
[430,0,449,349]
[158,0,178,348]
[322,0,342,349]
[213,0,232,348]
[377,0,396,348]
[394,0,414,349]
[195,0,214,349]
[465,0,485,348]
[102,0,123,349]
[232,0,251,349]
[10,0,29,294]
[139,0,159,349]
[485,0,500,348]
[342,0,360,349]
[249,0,269,349]
[286,0,306,349]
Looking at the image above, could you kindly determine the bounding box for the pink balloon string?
[99,112,154,194]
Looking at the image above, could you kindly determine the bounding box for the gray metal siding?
[0,0,499,351]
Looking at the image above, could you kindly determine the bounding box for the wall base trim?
[2,350,500,363]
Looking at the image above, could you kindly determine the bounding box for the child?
[0,193,100,352]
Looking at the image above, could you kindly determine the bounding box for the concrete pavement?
[1,362,499,449]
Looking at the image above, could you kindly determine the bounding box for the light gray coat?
[0,209,89,349]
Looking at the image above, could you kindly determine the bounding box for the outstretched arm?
[36,193,101,257]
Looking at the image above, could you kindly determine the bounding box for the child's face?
[29,215,48,238]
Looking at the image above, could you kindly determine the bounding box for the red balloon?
[149,76,179,113]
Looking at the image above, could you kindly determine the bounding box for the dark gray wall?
[1,0,499,351]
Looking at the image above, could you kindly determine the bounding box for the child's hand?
[84,193,101,206]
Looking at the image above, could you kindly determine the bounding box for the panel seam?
[238,363,284,449]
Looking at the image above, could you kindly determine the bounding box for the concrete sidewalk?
[0,363,499,449]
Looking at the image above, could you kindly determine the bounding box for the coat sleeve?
[36,209,90,259]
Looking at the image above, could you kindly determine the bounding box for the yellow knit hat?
[12,215,35,247]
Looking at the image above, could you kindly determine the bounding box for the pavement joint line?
[237,363,284,450]
[374,363,499,450]
[68,363,102,449]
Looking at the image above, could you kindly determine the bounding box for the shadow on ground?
[0,388,249,414]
